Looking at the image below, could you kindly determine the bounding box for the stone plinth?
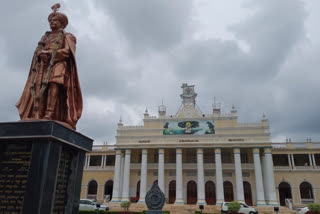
[0,121,93,214]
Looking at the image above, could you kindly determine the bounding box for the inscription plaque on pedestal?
[0,143,31,213]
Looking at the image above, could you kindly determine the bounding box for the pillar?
[234,147,244,203]
[138,149,148,203]
[264,147,278,205]
[253,148,266,205]
[288,154,292,169]
[215,148,224,204]
[121,149,131,201]
[175,148,184,204]
[111,150,122,202]
[308,154,313,167]
[158,148,165,193]
[119,152,125,199]
[291,154,296,169]
[197,148,206,204]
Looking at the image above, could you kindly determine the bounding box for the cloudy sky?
[1,0,320,144]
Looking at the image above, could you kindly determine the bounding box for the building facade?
[81,84,320,207]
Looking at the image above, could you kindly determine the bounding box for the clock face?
[184,87,193,95]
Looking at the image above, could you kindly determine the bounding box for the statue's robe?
[16,31,82,130]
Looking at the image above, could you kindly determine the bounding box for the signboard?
[163,120,215,135]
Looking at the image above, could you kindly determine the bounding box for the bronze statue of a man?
[16,4,82,130]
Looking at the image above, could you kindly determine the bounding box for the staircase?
[108,203,295,214]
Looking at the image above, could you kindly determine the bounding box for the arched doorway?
[278,182,292,206]
[135,180,140,202]
[223,181,234,202]
[87,180,98,199]
[104,180,113,201]
[243,181,252,205]
[169,180,176,204]
[205,181,216,205]
[187,180,197,204]
[300,182,314,202]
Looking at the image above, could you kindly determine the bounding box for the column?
[291,154,296,169]
[84,156,88,168]
[288,154,292,169]
[261,154,269,202]
[253,148,266,205]
[87,155,91,169]
[308,154,313,167]
[175,148,184,204]
[119,153,125,199]
[312,154,317,168]
[234,148,244,203]
[111,150,122,202]
[101,155,105,168]
[197,148,206,205]
[215,148,224,204]
[122,149,131,201]
[158,148,165,193]
[138,149,148,203]
[263,148,278,205]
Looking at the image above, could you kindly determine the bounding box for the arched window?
[136,180,141,202]
[278,182,292,206]
[187,180,197,204]
[243,181,252,206]
[104,180,113,201]
[168,180,176,204]
[223,181,234,202]
[88,180,98,199]
[300,182,314,199]
[205,181,216,205]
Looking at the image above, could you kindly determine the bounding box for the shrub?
[227,201,241,213]
[120,201,131,212]
[308,203,320,213]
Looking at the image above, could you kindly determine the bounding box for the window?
[204,149,214,163]
[242,172,250,177]
[273,154,289,166]
[167,150,176,163]
[222,151,232,163]
[223,172,232,177]
[241,153,249,163]
[293,154,309,166]
[169,171,176,176]
[153,152,159,163]
[105,155,115,166]
[184,149,196,163]
[204,171,215,177]
[88,180,98,195]
[89,155,102,166]
[300,182,314,199]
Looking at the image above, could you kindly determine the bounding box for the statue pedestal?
[0,121,93,214]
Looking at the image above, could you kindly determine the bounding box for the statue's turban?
[48,12,68,29]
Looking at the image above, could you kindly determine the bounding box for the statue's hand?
[37,50,51,62]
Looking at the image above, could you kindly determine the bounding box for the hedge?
[79,211,170,214]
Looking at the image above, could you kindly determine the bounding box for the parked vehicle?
[221,202,258,214]
[79,199,109,211]
[296,207,309,214]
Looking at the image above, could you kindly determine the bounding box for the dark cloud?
[97,0,193,53]
[0,0,319,144]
